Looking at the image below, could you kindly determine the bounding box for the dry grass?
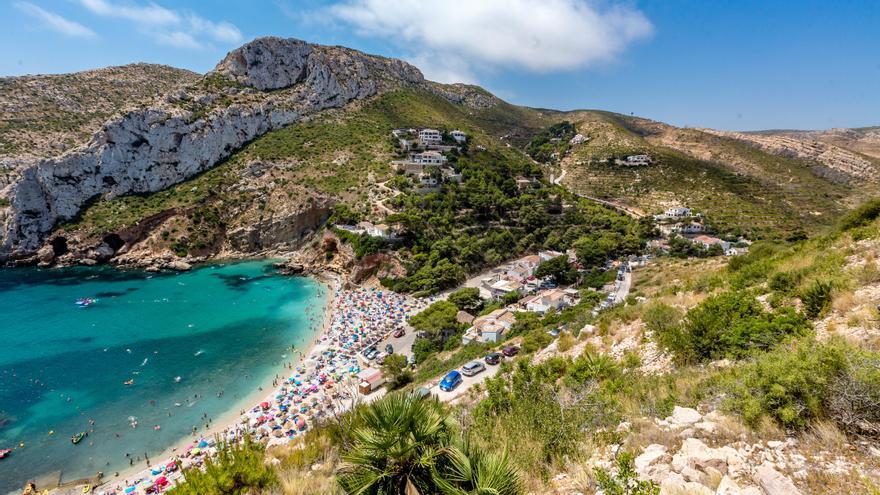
[557,331,577,353]
[833,290,858,314]
[802,468,880,495]
[802,420,849,452]
[272,466,342,495]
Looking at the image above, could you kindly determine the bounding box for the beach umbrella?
[198,440,208,448]
[124,487,136,494]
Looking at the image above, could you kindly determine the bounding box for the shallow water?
[0,260,325,492]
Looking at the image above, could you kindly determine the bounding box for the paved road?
[614,270,633,304]
[432,361,502,402]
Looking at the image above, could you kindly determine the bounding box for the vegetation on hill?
[557,111,876,240]
[0,64,199,158]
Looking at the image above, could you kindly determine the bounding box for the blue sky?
[1,0,878,131]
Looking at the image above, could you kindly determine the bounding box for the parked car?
[439,370,463,392]
[385,343,394,355]
[461,361,486,377]
[501,345,520,357]
[393,328,406,338]
[365,348,380,360]
[361,346,377,358]
[484,352,502,365]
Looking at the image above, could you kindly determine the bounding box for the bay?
[0,260,326,493]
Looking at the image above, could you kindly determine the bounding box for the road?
[431,359,503,403]
[613,269,633,304]
[552,164,646,219]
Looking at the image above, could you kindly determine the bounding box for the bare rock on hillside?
[0,37,425,261]
[753,462,802,495]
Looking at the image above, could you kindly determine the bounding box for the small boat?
[174,376,182,383]
[71,432,87,444]
[0,449,11,459]
[75,297,97,307]
[123,379,134,386]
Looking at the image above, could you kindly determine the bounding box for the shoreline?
[94,272,340,492]
[12,266,339,495]
[77,273,426,495]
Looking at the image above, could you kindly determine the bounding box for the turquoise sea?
[0,260,326,493]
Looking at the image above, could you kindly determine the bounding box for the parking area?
[432,361,502,402]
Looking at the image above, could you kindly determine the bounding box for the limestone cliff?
[0,37,423,261]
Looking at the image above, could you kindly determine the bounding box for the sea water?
[0,260,326,493]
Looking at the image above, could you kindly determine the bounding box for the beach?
[84,277,427,495]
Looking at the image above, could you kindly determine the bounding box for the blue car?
[439,370,463,392]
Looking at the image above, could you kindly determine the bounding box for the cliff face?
[0,37,423,261]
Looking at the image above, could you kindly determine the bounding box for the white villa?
[615,154,652,166]
[409,150,447,165]
[462,308,517,344]
[519,288,580,314]
[418,128,442,145]
[450,130,467,143]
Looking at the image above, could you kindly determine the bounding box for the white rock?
[0,37,425,259]
[635,444,669,476]
[715,476,740,495]
[753,462,802,495]
[766,440,784,449]
[668,406,703,425]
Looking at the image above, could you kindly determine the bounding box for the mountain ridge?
[0,36,877,266]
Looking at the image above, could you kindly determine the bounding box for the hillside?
[0,36,876,271]
[0,63,200,160]
[555,111,880,240]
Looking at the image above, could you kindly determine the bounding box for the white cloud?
[156,31,202,50]
[79,0,179,25]
[77,0,242,49]
[14,2,97,38]
[186,14,243,44]
[329,0,653,82]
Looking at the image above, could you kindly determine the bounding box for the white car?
[461,361,486,377]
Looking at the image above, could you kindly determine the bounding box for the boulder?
[635,444,669,476]
[167,260,192,271]
[715,476,740,495]
[753,462,802,495]
[669,406,702,425]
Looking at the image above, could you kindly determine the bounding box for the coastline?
[94,271,340,492]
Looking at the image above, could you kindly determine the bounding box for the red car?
[501,345,520,357]
[393,328,406,338]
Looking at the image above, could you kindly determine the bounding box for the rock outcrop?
[0,37,424,262]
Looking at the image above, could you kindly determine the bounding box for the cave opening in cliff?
[102,233,125,252]
[50,236,69,256]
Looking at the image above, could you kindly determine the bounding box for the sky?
[1,0,878,131]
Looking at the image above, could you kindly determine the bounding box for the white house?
[488,278,523,298]
[450,130,467,143]
[520,288,580,314]
[409,151,447,165]
[418,174,439,187]
[569,134,589,145]
[418,128,442,145]
[623,154,652,166]
[664,207,692,218]
[462,308,517,344]
[692,235,730,251]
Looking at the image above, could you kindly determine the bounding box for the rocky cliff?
[0,37,423,262]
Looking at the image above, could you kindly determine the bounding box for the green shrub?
[448,287,484,313]
[838,198,880,231]
[800,280,833,318]
[768,270,801,293]
[720,340,849,430]
[666,291,810,363]
[594,452,660,495]
[167,437,276,495]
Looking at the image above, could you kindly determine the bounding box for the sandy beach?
[69,274,426,495]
